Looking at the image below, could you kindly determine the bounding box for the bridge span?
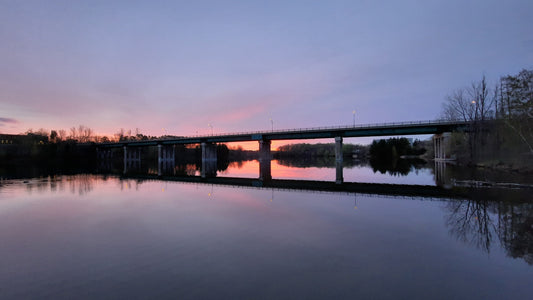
[98,120,468,147]
[96,120,470,183]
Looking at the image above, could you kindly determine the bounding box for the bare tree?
[469,75,495,121]
[441,88,476,121]
[115,128,125,142]
[70,127,78,140]
[441,76,496,122]
[58,129,67,141]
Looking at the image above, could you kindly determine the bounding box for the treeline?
[275,143,368,158]
[19,126,173,144]
[441,69,533,168]
[369,138,427,161]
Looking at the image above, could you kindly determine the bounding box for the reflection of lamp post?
[208,185,214,197]
[208,123,213,135]
[352,110,356,127]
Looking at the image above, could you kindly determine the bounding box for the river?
[0,159,531,299]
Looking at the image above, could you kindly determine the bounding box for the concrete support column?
[158,145,175,175]
[433,133,451,161]
[259,140,271,160]
[123,146,128,174]
[335,136,343,184]
[201,142,217,162]
[438,136,442,159]
[440,134,448,160]
[201,142,217,178]
[258,139,272,181]
[123,146,142,174]
[433,136,437,160]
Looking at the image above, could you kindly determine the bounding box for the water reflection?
[276,156,428,177]
[2,172,531,267]
[445,197,533,265]
[1,171,532,298]
[369,158,427,176]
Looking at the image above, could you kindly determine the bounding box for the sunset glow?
[1,1,531,136]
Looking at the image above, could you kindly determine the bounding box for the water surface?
[0,162,531,299]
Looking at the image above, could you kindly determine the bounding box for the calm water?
[0,161,532,299]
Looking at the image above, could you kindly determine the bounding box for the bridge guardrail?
[183,119,469,139]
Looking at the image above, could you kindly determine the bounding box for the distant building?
[0,134,48,145]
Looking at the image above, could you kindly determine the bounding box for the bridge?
[96,120,470,183]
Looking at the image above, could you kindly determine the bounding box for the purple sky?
[1,0,532,139]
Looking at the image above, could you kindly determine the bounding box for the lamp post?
[269,118,273,131]
[471,101,478,121]
[352,110,356,127]
[208,123,213,135]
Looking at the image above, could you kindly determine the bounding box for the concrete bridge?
[97,120,470,182]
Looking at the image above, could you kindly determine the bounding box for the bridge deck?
[98,120,470,148]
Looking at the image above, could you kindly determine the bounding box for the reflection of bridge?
[97,120,470,183]
[121,174,472,200]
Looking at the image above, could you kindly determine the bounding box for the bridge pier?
[96,147,113,171]
[96,147,113,160]
[335,136,343,184]
[259,140,272,181]
[201,142,217,178]
[123,146,141,174]
[433,133,451,161]
[158,145,175,176]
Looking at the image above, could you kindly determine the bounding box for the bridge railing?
[183,119,469,139]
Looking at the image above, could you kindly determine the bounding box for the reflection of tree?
[445,198,533,265]
[68,174,94,196]
[445,199,495,253]
[496,203,533,264]
[276,157,364,169]
[369,158,427,177]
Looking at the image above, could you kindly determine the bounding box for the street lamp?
[208,123,213,135]
[352,110,356,127]
[471,101,478,120]
[269,118,273,131]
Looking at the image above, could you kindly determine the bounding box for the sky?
[1,0,532,141]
